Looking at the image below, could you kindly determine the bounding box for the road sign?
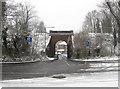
[27,37,32,43]
[86,40,90,48]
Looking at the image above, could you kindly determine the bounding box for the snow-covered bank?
[71,56,120,72]
[1,71,118,87]
[73,56,119,62]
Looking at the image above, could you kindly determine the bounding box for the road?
[1,55,90,80]
[1,55,119,87]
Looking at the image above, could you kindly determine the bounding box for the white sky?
[14,0,103,33]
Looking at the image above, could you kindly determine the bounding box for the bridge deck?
[49,30,74,35]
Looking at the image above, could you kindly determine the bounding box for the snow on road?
[1,71,118,87]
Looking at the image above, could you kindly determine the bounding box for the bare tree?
[98,0,120,54]
[2,1,38,58]
[83,10,107,34]
[6,1,35,34]
[74,31,90,58]
[106,1,120,51]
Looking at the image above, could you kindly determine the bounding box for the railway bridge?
[46,30,74,58]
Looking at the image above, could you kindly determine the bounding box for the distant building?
[88,33,113,45]
[55,41,67,55]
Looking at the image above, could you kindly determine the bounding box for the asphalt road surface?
[1,55,119,80]
[2,55,89,80]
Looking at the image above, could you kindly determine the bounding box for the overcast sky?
[14,0,103,33]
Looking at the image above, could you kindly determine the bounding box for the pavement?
[1,71,118,87]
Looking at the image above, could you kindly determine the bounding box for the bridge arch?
[46,30,74,58]
[55,41,67,57]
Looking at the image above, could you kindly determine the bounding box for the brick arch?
[46,30,73,58]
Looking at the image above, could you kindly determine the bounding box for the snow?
[1,71,118,87]
[46,57,55,61]
[56,49,65,52]
[46,28,73,32]
[88,33,113,38]
[73,56,119,61]
[72,56,119,72]
[90,62,118,67]
[58,41,67,45]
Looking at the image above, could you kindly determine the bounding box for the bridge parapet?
[49,30,74,36]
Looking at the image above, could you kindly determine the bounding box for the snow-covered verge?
[1,71,118,87]
[73,56,119,62]
[0,55,51,63]
[46,57,55,61]
[71,56,120,72]
[84,62,119,73]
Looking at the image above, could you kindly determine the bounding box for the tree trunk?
[106,2,120,55]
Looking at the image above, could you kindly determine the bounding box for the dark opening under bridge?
[46,30,74,58]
